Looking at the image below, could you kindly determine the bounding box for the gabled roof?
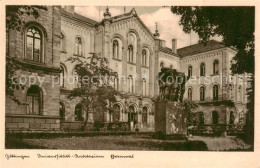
[177,40,226,57]
[111,8,137,21]
[110,8,155,39]
[61,8,97,26]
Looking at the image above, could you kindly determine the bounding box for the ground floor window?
[60,102,65,121]
[27,85,42,115]
[128,106,137,125]
[198,112,204,125]
[75,104,83,121]
[142,107,148,125]
[212,111,219,124]
[229,111,234,124]
[112,104,120,122]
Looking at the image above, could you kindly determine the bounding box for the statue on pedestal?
[154,67,189,138]
[158,67,188,103]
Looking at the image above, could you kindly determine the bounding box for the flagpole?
[99,6,101,21]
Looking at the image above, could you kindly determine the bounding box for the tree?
[6,6,47,31]
[67,53,119,130]
[6,6,47,104]
[171,7,254,144]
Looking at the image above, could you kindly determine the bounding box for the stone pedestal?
[155,101,187,135]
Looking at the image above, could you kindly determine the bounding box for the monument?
[154,67,188,137]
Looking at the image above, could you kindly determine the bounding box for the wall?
[181,49,224,102]
[6,6,61,130]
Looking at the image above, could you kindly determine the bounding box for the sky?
[75,6,222,49]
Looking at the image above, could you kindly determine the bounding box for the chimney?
[65,6,75,14]
[172,39,177,53]
[160,40,166,48]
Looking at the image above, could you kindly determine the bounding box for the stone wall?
[6,6,61,130]
[6,115,60,131]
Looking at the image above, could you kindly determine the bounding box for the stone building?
[6,6,61,130]
[59,7,156,131]
[5,6,249,132]
[178,41,248,130]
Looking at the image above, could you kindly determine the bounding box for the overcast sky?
[75,6,222,49]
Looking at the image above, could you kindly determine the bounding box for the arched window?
[25,26,43,62]
[239,112,244,124]
[75,104,83,121]
[73,70,81,88]
[60,66,65,87]
[60,102,65,121]
[200,86,205,101]
[27,85,43,115]
[200,63,205,76]
[112,104,120,122]
[212,111,219,124]
[188,88,192,100]
[128,105,137,124]
[229,111,234,124]
[113,40,119,59]
[113,77,119,91]
[142,78,146,96]
[198,112,204,125]
[213,60,219,75]
[213,85,219,100]
[128,45,134,63]
[230,86,233,100]
[142,49,147,66]
[60,32,66,52]
[142,107,148,125]
[170,65,173,69]
[188,66,192,78]
[238,86,242,102]
[129,106,135,113]
[128,75,133,93]
[75,37,83,56]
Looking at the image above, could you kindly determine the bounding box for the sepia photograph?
[4,5,255,153]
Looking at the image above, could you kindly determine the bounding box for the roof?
[177,40,226,57]
[61,8,155,39]
[111,8,136,20]
[110,8,155,39]
[159,47,179,57]
[61,8,97,26]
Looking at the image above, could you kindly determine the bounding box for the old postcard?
[0,0,259,168]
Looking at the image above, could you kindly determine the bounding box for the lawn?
[5,133,252,151]
[191,136,252,151]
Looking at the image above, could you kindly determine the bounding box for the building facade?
[5,6,248,132]
[6,6,61,130]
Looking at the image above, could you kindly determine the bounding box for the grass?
[6,134,207,151]
[5,133,252,151]
[191,136,252,151]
